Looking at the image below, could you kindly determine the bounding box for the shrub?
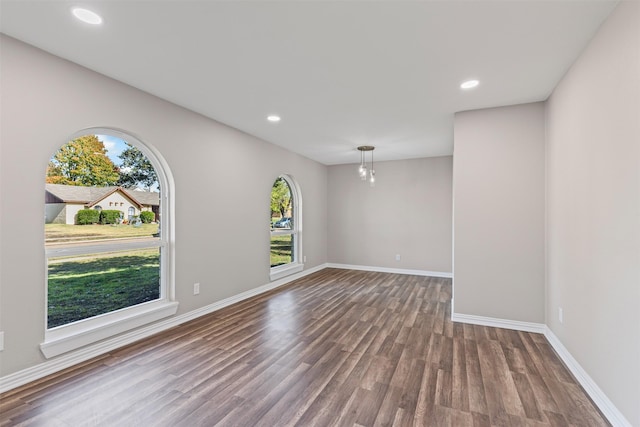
[100,210,122,225]
[76,209,100,225]
[140,211,155,223]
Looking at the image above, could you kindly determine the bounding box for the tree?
[117,143,158,190]
[46,135,119,186]
[270,177,291,218]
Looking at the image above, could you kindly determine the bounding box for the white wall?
[327,156,452,274]
[64,203,84,225]
[0,35,328,376]
[453,102,546,323]
[546,1,640,424]
[44,203,64,224]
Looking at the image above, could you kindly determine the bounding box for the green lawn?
[47,249,160,328]
[45,223,158,243]
[46,225,290,328]
[270,234,293,267]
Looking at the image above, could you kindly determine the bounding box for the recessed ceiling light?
[267,115,281,123]
[72,8,103,25]
[460,79,479,89]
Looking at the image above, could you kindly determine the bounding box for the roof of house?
[129,190,160,206]
[45,184,159,207]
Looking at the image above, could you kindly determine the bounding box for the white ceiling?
[0,1,617,165]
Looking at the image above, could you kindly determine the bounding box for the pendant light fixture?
[357,146,376,187]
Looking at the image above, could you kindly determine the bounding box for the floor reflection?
[264,291,300,338]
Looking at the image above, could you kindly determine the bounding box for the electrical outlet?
[0,331,4,351]
[395,254,401,262]
[558,307,563,324]
[193,283,200,295]
[303,255,307,263]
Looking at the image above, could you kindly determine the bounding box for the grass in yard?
[45,223,159,243]
[271,234,293,267]
[47,248,160,328]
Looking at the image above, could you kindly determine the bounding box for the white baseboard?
[0,263,328,394]
[451,312,631,427]
[451,312,546,334]
[543,327,631,427]
[326,263,453,278]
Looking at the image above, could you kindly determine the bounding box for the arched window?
[269,175,303,280]
[42,128,176,358]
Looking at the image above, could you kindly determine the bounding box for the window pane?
[270,177,293,230]
[47,248,160,328]
[45,134,161,240]
[270,234,293,267]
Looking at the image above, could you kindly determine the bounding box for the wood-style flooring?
[0,269,609,426]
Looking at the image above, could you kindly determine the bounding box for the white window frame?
[41,128,177,359]
[269,174,304,281]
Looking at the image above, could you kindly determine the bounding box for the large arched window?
[42,128,176,358]
[270,175,303,280]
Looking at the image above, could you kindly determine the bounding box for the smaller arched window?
[94,205,102,211]
[269,175,303,280]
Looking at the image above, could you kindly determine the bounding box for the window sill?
[40,300,179,359]
[270,262,304,281]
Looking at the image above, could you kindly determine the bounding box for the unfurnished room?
[0,1,638,426]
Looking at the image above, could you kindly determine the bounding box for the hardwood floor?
[0,269,609,426]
